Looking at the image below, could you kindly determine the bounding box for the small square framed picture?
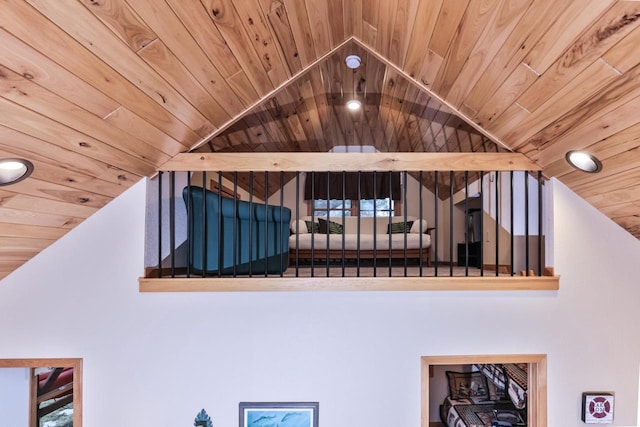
[582,392,614,423]
[239,402,319,427]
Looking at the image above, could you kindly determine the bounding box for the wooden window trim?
[421,354,547,427]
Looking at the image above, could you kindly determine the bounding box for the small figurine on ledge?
[194,409,213,427]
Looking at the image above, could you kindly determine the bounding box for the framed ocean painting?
[239,402,318,427]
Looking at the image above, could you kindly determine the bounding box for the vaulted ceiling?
[1,0,640,279]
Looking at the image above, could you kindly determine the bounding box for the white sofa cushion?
[410,219,428,234]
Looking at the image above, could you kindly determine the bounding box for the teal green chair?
[183,186,291,275]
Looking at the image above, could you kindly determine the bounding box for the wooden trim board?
[0,358,82,427]
[139,275,559,292]
[159,152,541,172]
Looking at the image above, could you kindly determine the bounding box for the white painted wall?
[0,368,29,426]
[1,178,639,426]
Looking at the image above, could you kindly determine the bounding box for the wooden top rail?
[159,152,541,172]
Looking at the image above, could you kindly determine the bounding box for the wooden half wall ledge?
[139,275,560,292]
[158,152,541,172]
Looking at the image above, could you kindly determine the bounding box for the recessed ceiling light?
[346,99,362,111]
[345,54,361,69]
[565,150,602,173]
[0,159,34,186]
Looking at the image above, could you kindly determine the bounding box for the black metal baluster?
[388,171,393,277]
[280,171,285,278]
[157,171,163,278]
[510,171,514,276]
[310,172,315,277]
[357,171,361,277]
[464,171,469,277]
[479,171,484,277]
[248,171,253,277]
[217,172,223,278]
[538,171,543,277]
[495,172,499,277]
[186,172,191,278]
[264,171,269,278]
[403,171,408,277]
[525,171,530,276]
[373,171,377,277]
[420,170,425,277]
[341,171,346,277]
[169,171,176,278]
[295,172,300,277]
[325,171,330,277]
[449,171,454,277]
[233,172,238,277]
[202,171,207,278]
[433,171,437,277]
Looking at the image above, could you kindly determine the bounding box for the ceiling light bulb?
[566,151,602,173]
[346,99,362,111]
[0,158,34,186]
[345,55,361,69]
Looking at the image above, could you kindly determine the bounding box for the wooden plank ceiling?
[1,0,640,279]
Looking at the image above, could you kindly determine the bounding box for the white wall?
[0,368,29,426]
[1,178,639,426]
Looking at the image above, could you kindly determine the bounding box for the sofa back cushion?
[293,216,425,235]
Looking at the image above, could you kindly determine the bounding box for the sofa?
[289,215,433,265]
[183,186,291,275]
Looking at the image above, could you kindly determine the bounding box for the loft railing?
[139,153,559,292]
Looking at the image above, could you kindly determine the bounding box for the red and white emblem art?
[583,393,614,424]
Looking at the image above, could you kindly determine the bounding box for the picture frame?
[239,402,319,427]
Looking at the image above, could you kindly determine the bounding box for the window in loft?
[359,198,394,217]
[313,199,352,217]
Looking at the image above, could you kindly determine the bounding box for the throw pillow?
[318,218,343,234]
[387,221,414,234]
[291,219,308,234]
[304,220,319,233]
[410,219,428,234]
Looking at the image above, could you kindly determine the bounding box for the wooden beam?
[139,275,559,292]
[160,152,540,172]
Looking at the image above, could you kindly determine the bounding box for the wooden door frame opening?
[421,354,547,427]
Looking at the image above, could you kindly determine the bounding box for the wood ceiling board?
[0,28,120,119]
[0,64,172,168]
[77,0,158,52]
[136,39,231,127]
[515,1,640,114]
[402,0,444,79]
[460,0,569,116]
[0,98,153,177]
[532,94,640,168]
[446,0,531,109]
[497,59,620,149]
[542,122,640,179]
[282,0,318,67]
[103,107,190,156]
[126,0,247,117]
[522,0,615,74]
[602,24,640,73]
[0,0,202,145]
[0,207,82,229]
[0,223,68,241]
[431,0,502,98]
[22,0,215,137]
[266,2,304,76]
